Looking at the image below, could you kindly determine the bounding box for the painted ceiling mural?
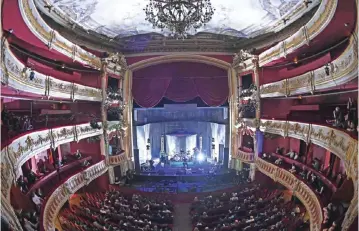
[50,0,300,38]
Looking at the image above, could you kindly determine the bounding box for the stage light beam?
[197,153,205,162]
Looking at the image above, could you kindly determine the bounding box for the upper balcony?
[2,39,102,101]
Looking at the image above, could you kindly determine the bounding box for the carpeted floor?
[173,203,193,231]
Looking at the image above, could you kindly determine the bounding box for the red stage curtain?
[132,62,229,107]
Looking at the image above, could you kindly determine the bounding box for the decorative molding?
[232,149,254,163]
[108,153,128,166]
[256,157,323,231]
[258,0,338,67]
[260,37,358,97]
[246,118,358,230]
[0,123,103,201]
[42,160,108,231]
[17,0,124,75]
[1,39,102,101]
[129,54,231,71]
[1,194,23,231]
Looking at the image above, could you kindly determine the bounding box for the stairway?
[173,203,192,231]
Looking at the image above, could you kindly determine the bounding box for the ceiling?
[49,0,300,38]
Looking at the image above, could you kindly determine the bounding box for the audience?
[61,191,174,231]
[191,183,305,231]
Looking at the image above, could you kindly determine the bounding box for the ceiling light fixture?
[144,0,215,39]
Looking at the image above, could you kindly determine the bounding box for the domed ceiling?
[48,0,300,38]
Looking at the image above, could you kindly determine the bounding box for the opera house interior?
[0,0,358,231]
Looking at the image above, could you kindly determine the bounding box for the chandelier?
[144,0,215,38]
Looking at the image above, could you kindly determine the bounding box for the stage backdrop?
[136,121,226,162]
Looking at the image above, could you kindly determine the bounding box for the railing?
[108,152,128,165]
[232,148,255,163]
[1,39,102,101]
[16,0,124,75]
[0,123,103,201]
[257,0,338,67]
[260,36,357,97]
[256,157,323,231]
[41,160,108,231]
[244,118,358,231]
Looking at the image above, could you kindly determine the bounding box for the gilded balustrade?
[1,39,102,101]
[248,118,358,231]
[258,0,338,67]
[232,149,255,163]
[17,0,124,75]
[42,161,108,231]
[260,36,358,97]
[255,157,323,231]
[0,123,103,201]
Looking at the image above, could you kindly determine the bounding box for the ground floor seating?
[60,190,174,231]
[191,184,306,231]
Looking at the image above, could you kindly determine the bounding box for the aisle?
[173,203,193,231]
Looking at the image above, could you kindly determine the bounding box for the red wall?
[263,137,301,154]
[311,144,327,163]
[70,140,102,163]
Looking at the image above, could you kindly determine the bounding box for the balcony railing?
[232,148,255,163]
[2,40,102,101]
[260,36,357,97]
[256,157,323,231]
[0,123,103,201]
[41,160,108,231]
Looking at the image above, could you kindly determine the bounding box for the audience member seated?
[31,192,44,210]
[312,158,321,171]
[289,164,297,174]
[75,149,82,160]
[276,147,283,155]
[17,176,29,193]
[274,158,283,165]
[285,150,295,159]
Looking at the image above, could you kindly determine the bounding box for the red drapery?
[132,62,229,107]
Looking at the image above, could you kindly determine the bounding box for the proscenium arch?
[126,53,239,167]
[128,54,232,71]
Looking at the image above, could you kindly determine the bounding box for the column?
[252,56,261,120]
[100,60,109,157]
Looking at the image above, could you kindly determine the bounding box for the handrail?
[0,123,103,201]
[232,148,255,163]
[257,0,338,67]
[256,157,323,231]
[1,39,102,101]
[243,118,358,231]
[260,36,358,97]
[41,160,108,231]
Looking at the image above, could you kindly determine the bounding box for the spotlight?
[197,153,205,162]
[29,70,35,81]
[324,64,330,76]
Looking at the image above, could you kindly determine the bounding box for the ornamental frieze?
[259,0,337,66]
[260,35,357,97]
[0,123,103,201]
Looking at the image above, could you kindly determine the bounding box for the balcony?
[41,160,108,231]
[0,123,103,201]
[232,147,255,163]
[256,157,323,231]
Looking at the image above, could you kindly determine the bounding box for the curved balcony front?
[256,157,323,231]
[0,123,103,201]
[232,148,255,163]
[41,160,108,231]
[260,36,358,97]
[2,39,102,101]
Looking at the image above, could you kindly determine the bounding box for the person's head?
[335,107,340,112]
